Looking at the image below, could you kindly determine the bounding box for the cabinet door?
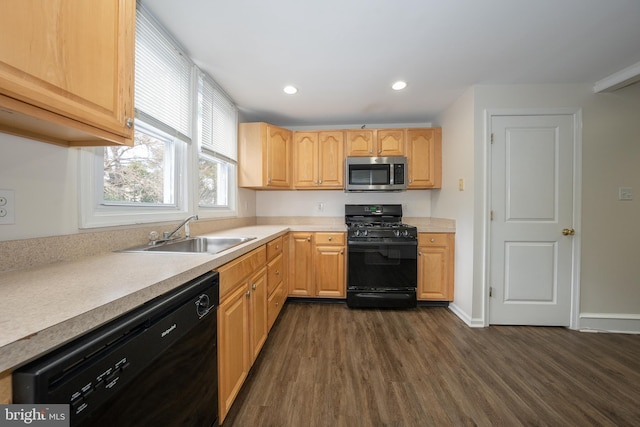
[418,233,454,301]
[314,245,345,298]
[218,285,250,421]
[288,233,313,296]
[345,130,375,156]
[377,129,405,156]
[0,0,135,145]
[248,268,268,363]
[267,125,291,187]
[318,131,344,188]
[0,372,11,404]
[293,132,318,188]
[407,128,442,189]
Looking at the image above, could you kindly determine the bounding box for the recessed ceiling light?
[283,85,298,95]
[392,81,407,91]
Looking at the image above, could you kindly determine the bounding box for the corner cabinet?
[239,122,292,189]
[313,232,346,298]
[407,128,442,189]
[293,131,344,189]
[288,232,346,298]
[417,233,455,301]
[0,0,135,147]
[288,232,314,296]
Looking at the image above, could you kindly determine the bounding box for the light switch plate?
[619,187,633,201]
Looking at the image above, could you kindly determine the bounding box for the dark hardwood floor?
[221,302,640,427]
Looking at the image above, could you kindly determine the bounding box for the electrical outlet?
[458,178,465,191]
[0,189,15,224]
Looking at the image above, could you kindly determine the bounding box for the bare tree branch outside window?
[103,131,168,204]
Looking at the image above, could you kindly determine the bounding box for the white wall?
[440,83,640,329]
[0,133,80,240]
[433,87,476,324]
[0,133,257,241]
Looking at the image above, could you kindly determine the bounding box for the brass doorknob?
[562,228,575,236]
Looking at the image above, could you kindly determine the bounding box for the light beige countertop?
[0,220,454,374]
[0,226,286,373]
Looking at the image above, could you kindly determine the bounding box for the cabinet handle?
[430,238,436,243]
[268,177,272,183]
[275,270,280,276]
[307,237,311,241]
[328,236,332,241]
[246,291,251,297]
[340,250,344,255]
[252,284,257,290]
[125,117,133,128]
[276,245,279,250]
[418,252,422,256]
[276,302,279,307]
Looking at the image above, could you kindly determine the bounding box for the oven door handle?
[347,240,418,247]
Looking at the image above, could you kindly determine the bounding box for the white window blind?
[135,8,192,141]
[199,73,238,161]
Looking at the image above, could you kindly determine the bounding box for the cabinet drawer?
[315,232,345,245]
[418,233,451,246]
[267,253,283,295]
[267,282,285,330]
[266,236,283,260]
[218,245,266,300]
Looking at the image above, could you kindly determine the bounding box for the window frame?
[78,5,237,229]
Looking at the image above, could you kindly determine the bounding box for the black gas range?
[345,204,417,309]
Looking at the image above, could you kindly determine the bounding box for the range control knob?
[394,230,401,237]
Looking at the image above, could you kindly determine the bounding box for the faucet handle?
[149,231,159,243]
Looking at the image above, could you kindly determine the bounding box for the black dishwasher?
[13,271,219,427]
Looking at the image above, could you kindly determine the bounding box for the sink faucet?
[163,215,198,240]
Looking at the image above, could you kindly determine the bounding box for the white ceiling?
[140,0,640,127]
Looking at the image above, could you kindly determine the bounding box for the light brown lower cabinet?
[314,232,346,298]
[288,232,346,298]
[417,233,455,301]
[288,232,314,296]
[217,246,268,424]
[0,371,11,404]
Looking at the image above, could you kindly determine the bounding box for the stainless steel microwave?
[345,156,407,192]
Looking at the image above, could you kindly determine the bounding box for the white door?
[489,114,577,326]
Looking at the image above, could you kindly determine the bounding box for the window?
[79,5,237,228]
[197,72,237,210]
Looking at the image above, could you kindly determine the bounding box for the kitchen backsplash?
[0,217,254,273]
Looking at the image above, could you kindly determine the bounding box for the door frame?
[483,108,583,329]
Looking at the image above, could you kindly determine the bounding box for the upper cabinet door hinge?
[489,286,493,297]
[491,133,494,144]
[490,210,494,221]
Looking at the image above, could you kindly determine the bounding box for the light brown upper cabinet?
[0,0,135,147]
[293,131,344,189]
[345,129,405,157]
[406,128,442,189]
[239,122,292,189]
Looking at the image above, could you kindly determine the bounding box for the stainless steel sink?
[119,236,256,254]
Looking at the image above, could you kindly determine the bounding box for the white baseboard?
[448,303,486,328]
[579,313,640,334]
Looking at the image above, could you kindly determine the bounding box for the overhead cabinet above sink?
[0,0,135,147]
